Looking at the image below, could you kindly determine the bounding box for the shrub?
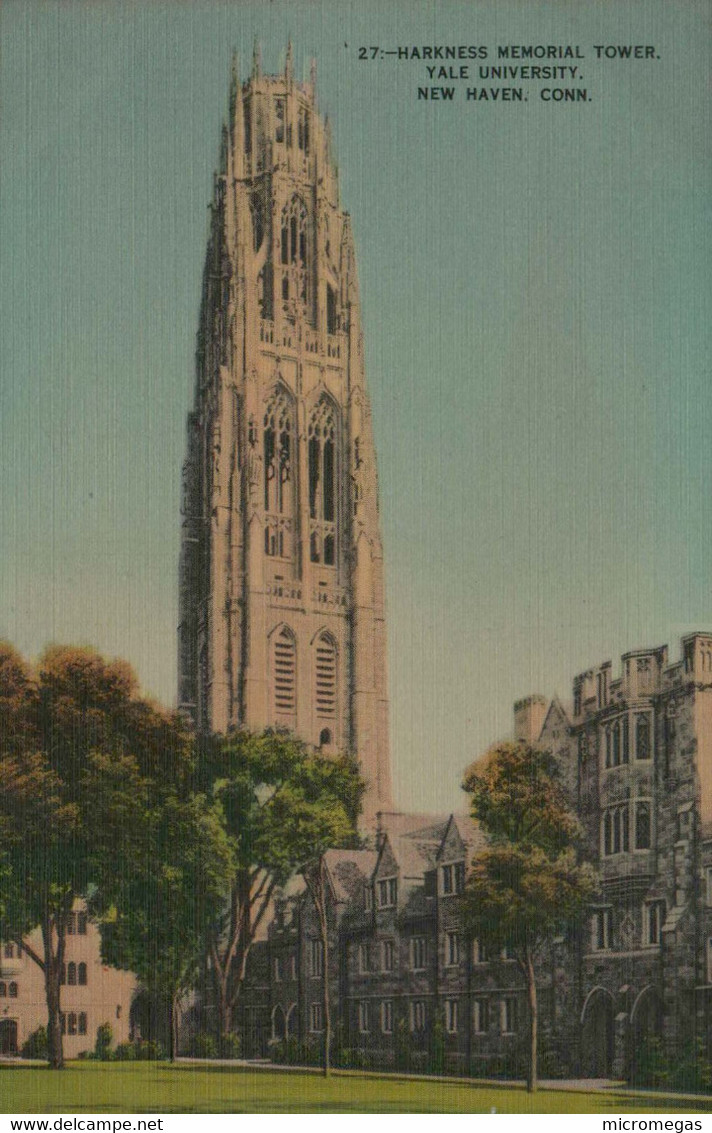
[21,1026,48,1060]
[218,1031,241,1059]
[394,1018,413,1072]
[95,1022,113,1061]
[134,1039,165,1061]
[270,1036,320,1066]
[190,1032,217,1059]
[111,1039,164,1061]
[632,1037,712,1094]
[428,1018,446,1076]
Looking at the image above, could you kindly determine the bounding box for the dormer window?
[377,877,397,908]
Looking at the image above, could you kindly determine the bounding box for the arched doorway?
[629,986,663,1083]
[272,1005,286,1041]
[0,1020,18,1055]
[581,988,615,1077]
[286,1003,298,1037]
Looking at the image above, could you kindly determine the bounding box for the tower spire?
[228,49,239,131]
[252,38,262,80]
[285,38,293,85]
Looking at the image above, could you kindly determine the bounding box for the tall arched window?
[272,627,296,719]
[67,962,77,986]
[314,633,337,720]
[603,811,612,856]
[280,196,309,314]
[263,388,295,559]
[636,802,652,849]
[308,398,337,565]
[8,982,17,998]
[612,721,620,766]
[297,107,310,153]
[636,714,651,760]
[78,962,87,986]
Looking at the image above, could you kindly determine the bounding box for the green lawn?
[2,1063,712,1114]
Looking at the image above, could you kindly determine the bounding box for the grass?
[2,1063,712,1114]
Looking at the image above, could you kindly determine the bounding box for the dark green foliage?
[632,1037,712,1094]
[0,642,192,1069]
[394,1017,413,1072]
[190,1032,217,1059]
[462,742,597,1093]
[21,1026,48,1060]
[113,1040,165,1062]
[218,1032,241,1059]
[269,1036,322,1066]
[428,1016,446,1076]
[201,730,364,1040]
[94,1022,113,1060]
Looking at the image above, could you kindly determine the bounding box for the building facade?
[0,901,136,1058]
[238,634,712,1081]
[178,47,392,822]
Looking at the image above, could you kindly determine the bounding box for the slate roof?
[324,848,378,903]
[442,812,485,858]
[377,811,451,840]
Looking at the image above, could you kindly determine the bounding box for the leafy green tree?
[298,752,364,1077]
[198,731,364,1053]
[86,752,235,1061]
[461,742,596,1093]
[0,642,192,1069]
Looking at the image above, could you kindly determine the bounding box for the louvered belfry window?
[273,628,296,716]
[315,634,336,718]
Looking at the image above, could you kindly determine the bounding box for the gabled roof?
[393,831,438,878]
[539,696,571,742]
[323,848,378,903]
[376,811,451,840]
[437,812,485,862]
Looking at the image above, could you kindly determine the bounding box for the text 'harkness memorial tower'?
[178,45,392,821]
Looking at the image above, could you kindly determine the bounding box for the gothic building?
[236,633,712,1082]
[178,45,392,822]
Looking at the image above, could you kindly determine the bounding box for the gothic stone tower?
[178,46,392,822]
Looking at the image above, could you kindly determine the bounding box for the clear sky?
[1,0,710,812]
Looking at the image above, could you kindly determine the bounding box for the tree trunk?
[319,866,331,1078]
[218,994,232,1040]
[525,950,538,1093]
[169,993,179,1063]
[210,950,231,1040]
[42,916,64,1070]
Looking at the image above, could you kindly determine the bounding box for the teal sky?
[1,0,710,812]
